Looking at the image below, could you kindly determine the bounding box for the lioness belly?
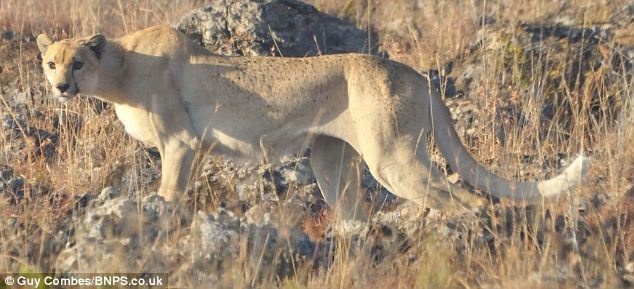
[187,104,342,162]
[193,117,314,161]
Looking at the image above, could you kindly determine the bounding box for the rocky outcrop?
[54,188,320,285]
[176,0,383,57]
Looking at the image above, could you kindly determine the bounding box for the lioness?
[36,25,588,216]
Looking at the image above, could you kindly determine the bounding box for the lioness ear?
[83,34,107,59]
[36,34,53,55]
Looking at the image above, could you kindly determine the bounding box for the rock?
[427,68,459,98]
[1,108,59,160]
[1,113,24,130]
[280,157,314,186]
[315,220,410,266]
[55,238,160,273]
[177,0,383,57]
[74,192,91,208]
[190,210,242,262]
[244,203,272,225]
[142,193,171,223]
[82,197,141,240]
[1,176,24,198]
[0,166,13,181]
[1,30,14,41]
[97,187,120,201]
[56,190,317,284]
[261,167,287,196]
[625,262,634,274]
[172,209,316,286]
[624,262,634,283]
[56,194,174,272]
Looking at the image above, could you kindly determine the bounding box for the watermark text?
[2,273,167,288]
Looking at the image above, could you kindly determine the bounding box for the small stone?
[281,168,309,186]
[245,204,270,225]
[98,187,120,201]
[0,166,13,181]
[625,262,634,273]
[447,173,460,184]
[1,114,22,130]
[75,193,90,208]
[142,193,170,222]
[7,177,24,194]
[1,30,14,41]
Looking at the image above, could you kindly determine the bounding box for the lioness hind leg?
[310,135,370,220]
[364,140,484,211]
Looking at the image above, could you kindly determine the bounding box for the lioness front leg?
[158,138,199,202]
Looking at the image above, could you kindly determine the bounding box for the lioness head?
[36,34,106,102]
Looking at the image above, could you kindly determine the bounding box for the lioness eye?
[72,61,84,70]
[47,62,56,69]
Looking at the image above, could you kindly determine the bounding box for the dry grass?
[0,0,199,37]
[0,0,632,288]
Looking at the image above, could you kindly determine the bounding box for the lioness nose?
[56,83,70,93]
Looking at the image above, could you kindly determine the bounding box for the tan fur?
[37,25,589,218]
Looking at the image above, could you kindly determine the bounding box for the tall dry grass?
[0,0,632,288]
[0,0,199,37]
